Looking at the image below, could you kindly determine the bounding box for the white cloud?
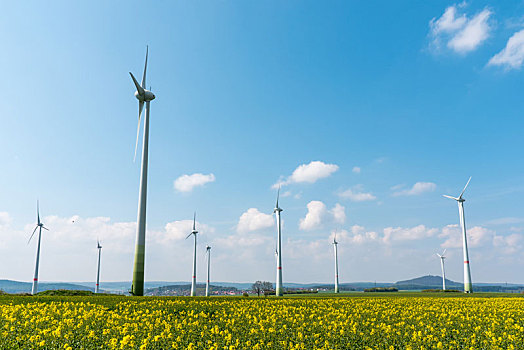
[174,173,215,192]
[383,225,438,243]
[0,212,11,227]
[493,233,523,254]
[237,208,274,233]
[273,161,338,188]
[352,166,361,174]
[439,224,493,248]
[330,204,346,224]
[488,29,524,69]
[448,9,492,53]
[338,186,376,202]
[299,201,327,231]
[392,182,436,196]
[429,5,492,54]
[431,5,467,37]
[157,219,213,244]
[299,201,346,231]
[343,226,380,245]
[281,191,292,198]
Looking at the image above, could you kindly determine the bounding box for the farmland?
[0,294,522,349]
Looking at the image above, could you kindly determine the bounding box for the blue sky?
[0,1,523,284]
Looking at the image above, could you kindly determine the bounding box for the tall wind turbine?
[274,189,283,297]
[205,245,211,297]
[130,46,156,296]
[186,213,198,297]
[333,232,339,294]
[443,177,473,293]
[28,201,49,295]
[95,240,102,294]
[436,249,447,291]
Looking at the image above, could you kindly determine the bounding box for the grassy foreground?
[0,293,522,349]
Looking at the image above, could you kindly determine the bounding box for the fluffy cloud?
[383,225,438,243]
[488,29,524,69]
[156,219,214,244]
[493,233,523,254]
[439,224,493,248]
[174,173,215,192]
[273,161,338,188]
[0,212,11,227]
[299,201,346,230]
[299,201,327,231]
[429,5,492,54]
[237,208,274,233]
[339,225,380,245]
[338,186,376,202]
[330,203,346,224]
[392,182,436,196]
[352,166,361,174]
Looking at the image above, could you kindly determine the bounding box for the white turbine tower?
[436,249,447,291]
[205,245,211,297]
[333,232,339,294]
[186,213,198,297]
[443,177,473,293]
[28,201,49,295]
[130,46,156,296]
[274,189,283,297]
[95,240,102,294]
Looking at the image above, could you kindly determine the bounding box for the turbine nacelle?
[443,177,471,203]
[134,89,156,102]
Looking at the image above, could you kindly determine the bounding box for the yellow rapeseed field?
[0,296,522,349]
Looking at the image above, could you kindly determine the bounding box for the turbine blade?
[459,176,472,199]
[193,212,196,231]
[436,253,441,258]
[37,200,40,225]
[141,46,148,89]
[28,226,38,244]
[276,186,280,208]
[442,195,458,200]
[129,72,145,96]
[186,232,193,240]
[133,102,144,162]
[442,248,446,256]
[42,226,49,231]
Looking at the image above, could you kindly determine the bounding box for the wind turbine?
[333,232,339,294]
[436,249,447,291]
[186,213,198,297]
[95,240,102,294]
[205,245,211,297]
[28,200,49,295]
[274,188,283,297]
[443,177,473,293]
[130,46,156,296]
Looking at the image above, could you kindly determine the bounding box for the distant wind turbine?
[436,249,447,291]
[333,232,339,294]
[186,213,198,297]
[28,201,49,295]
[96,240,102,294]
[443,177,473,293]
[130,46,156,296]
[205,245,211,297]
[274,188,283,297]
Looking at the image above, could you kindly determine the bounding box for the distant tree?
[252,281,274,297]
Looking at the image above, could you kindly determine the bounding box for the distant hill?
[0,280,93,294]
[395,275,461,288]
[145,284,239,296]
[393,275,524,293]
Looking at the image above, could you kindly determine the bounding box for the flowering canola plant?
[0,296,522,349]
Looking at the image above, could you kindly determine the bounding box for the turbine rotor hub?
[134,90,155,102]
